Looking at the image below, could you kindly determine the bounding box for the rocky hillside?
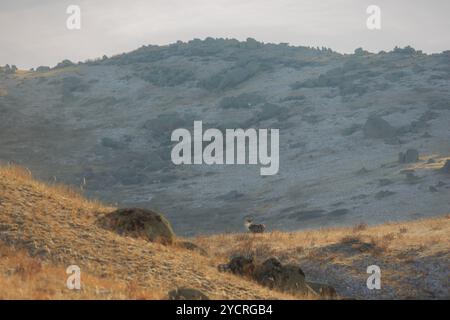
[0,165,448,299]
[0,38,449,235]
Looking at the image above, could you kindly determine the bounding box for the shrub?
[0,64,17,74]
[201,61,269,91]
[140,65,194,87]
[55,59,75,68]
[36,66,51,72]
[61,76,89,94]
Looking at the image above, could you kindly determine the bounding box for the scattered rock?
[216,190,245,201]
[399,149,419,163]
[351,194,369,200]
[356,167,370,175]
[223,256,255,277]
[378,179,393,187]
[437,181,446,187]
[97,208,175,244]
[253,257,312,296]
[219,256,324,297]
[306,281,338,299]
[363,115,397,140]
[440,160,450,174]
[405,172,420,183]
[422,132,432,138]
[29,245,51,259]
[375,190,396,200]
[101,137,124,149]
[328,209,350,217]
[168,287,209,300]
[177,241,208,256]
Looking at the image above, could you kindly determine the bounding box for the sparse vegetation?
[140,65,195,87]
[290,62,373,96]
[201,60,270,91]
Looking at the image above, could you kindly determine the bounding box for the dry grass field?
[0,165,448,299]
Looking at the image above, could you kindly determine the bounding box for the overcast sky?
[1,0,449,69]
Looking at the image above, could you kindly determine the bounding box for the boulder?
[168,287,209,300]
[363,115,397,140]
[97,208,175,244]
[253,257,312,296]
[218,256,336,298]
[225,256,255,277]
[399,149,419,163]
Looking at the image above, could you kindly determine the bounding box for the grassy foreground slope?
[0,165,448,299]
[0,165,293,299]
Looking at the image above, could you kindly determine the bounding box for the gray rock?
[375,190,396,200]
[440,160,450,174]
[224,256,255,276]
[363,115,397,139]
[378,179,393,187]
[252,257,314,296]
[399,149,419,163]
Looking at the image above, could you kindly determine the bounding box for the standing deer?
[244,217,265,233]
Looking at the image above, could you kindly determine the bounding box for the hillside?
[1,39,449,236]
[0,165,448,299]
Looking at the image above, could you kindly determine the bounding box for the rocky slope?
[0,39,449,235]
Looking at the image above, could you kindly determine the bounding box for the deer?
[244,217,265,233]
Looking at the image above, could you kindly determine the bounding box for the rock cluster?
[218,256,337,298]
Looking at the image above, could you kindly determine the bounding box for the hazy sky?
[1,0,449,69]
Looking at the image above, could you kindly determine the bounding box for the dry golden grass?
[0,244,163,299]
[0,165,448,299]
[193,216,449,299]
[0,165,296,300]
[13,66,80,80]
